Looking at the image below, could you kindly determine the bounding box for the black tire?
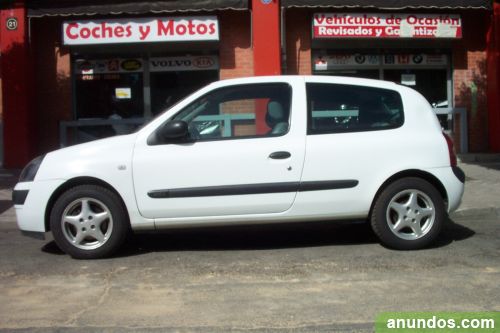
[50,185,129,259]
[370,177,446,250]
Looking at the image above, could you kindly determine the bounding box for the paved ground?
[0,158,499,332]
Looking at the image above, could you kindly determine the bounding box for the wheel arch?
[369,169,448,216]
[44,176,130,232]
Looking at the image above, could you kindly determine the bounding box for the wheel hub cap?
[61,198,113,250]
[386,189,436,241]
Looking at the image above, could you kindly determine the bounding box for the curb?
[458,154,500,164]
[451,207,500,219]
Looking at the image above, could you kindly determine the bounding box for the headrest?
[266,101,285,127]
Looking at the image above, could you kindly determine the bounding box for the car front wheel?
[370,177,446,250]
[50,185,129,259]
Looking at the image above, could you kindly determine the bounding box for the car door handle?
[269,151,291,159]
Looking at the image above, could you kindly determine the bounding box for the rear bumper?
[425,166,465,213]
[452,166,466,183]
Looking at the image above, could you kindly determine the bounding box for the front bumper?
[14,179,66,233]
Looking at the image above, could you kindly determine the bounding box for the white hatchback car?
[13,76,465,258]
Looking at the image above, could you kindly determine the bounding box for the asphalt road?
[0,212,499,333]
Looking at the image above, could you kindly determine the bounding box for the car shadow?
[431,217,476,248]
[41,217,476,258]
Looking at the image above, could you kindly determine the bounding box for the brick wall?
[452,11,491,152]
[285,9,312,75]
[219,11,253,79]
[31,17,72,153]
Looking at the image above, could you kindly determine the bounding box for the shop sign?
[313,13,461,39]
[150,56,219,72]
[74,58,143,75]
[63,16,219,45]
[314,54,447,70]
[115,88,132,99]
[383,54,447,66]
[315,54,380,69]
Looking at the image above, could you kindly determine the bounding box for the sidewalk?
[455,156,500,217]
[1,157,499,225]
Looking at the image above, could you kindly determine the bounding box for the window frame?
[162,82,294,143]
[306,82,405,135]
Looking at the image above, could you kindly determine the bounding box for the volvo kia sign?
[63,16,219,45]
[313,13,462,39]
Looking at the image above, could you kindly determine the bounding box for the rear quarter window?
[306,83,404,134]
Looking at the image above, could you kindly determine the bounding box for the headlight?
[19,155,45,182]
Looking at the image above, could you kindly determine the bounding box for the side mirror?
[158,120,189,141]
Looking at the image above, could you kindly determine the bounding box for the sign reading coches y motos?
[63,16,219,45]
[313,13,462,39]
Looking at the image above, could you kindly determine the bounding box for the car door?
[293,79,406,218]
[132,78,307,219]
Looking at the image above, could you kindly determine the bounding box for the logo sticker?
[121,59,142,71]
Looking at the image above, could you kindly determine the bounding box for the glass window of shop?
[149,55,219,115]
[312,52,451,128]
[71,55,219,141]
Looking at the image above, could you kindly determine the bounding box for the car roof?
[213,75,401,91]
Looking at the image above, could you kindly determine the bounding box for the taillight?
[443,132,457,167]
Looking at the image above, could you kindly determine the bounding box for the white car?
[13,76,465,259]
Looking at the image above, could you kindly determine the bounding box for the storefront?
[0,0,498,168]
[0,0,255,166]
[310,12,460,134]
[283,0,496,154]
[62,16,222,143]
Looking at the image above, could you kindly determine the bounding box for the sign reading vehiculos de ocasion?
[63,16,219,45]
[313,13,462,39]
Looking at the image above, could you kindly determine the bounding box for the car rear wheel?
[50,185,129,259]
[370,177,445,250]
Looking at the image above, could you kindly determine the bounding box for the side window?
[307,83,404,134]
[173,83,291,141]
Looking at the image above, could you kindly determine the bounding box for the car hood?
[35,134,137,181]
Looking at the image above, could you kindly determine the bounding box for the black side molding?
[299,180,358,192]
[149,182,300,199]
[148,180,358,199]
[12,190,29,205]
